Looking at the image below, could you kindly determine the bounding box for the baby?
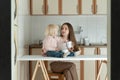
[42,24,60,57]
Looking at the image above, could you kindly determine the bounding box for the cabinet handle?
[98,48,101,54]
[46,4,48,14]
[96,5,97,14]
[76,5,79,14]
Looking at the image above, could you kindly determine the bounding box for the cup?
[66,41,72,48]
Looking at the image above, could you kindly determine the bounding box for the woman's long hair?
[60,22,79,51]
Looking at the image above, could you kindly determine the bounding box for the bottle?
[80,38,84,45]
[79,26,84,45]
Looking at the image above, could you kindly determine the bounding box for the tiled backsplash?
[30,15,107,44]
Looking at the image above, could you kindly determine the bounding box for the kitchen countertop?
[29,43,107,48]
[77,42,107,47]
[78,44,107,47]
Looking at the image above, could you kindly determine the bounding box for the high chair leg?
[40,61,50,80]
[32,61,39,80]
[32,60,50,80]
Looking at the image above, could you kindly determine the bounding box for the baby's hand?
[42,53,47,57]
[55,48,59,51]
[41,48,46,55]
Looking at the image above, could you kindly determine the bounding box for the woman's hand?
[68,41,74,52]
[68,47,74,52]
[55,48,60,51]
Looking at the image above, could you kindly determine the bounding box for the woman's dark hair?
[60,22,79,51]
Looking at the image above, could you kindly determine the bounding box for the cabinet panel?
[84,48,96,55]
[84,61,96,80]
[100,48,107,55]
[31,0,44,15]
[82,0,93,14]
[84,48,96,80]
[47,0,59,14]
[96,0,107,14]
[62,0,78,14]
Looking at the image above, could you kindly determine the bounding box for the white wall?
[30,15,107,44]
[18,16,31,56]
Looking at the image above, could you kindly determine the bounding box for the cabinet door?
[84,48,96,80]
[62,0,79,14]
[47,0,59,15]
[96,0,107,14]
[82,0,93,14]
[99,47,107,55]
[30,0,45,15]
[84,48,96,55]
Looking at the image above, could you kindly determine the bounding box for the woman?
[50,22,80,80]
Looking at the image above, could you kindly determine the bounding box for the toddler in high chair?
[42,24,80,58]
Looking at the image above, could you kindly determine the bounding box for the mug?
[66,41,72,48]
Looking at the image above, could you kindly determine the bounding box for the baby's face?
[53,28,58,36]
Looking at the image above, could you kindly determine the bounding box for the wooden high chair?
[46,61,64,80]
[32,60,50,80]
[48,71,64,80]
[31,60,64,80]
[96,60,108,80]
[48,47,82,80]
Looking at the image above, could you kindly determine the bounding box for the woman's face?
[61,24,69,37]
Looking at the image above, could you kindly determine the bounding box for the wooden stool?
[32,60,50,80]
[48,71,64,80]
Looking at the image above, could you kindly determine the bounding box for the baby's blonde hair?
[45,24,59,36]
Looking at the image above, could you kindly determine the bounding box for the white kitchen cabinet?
[47,0,59,15]
[83,47,107,80]
[84,48,96,80]
[84,48,96,55]
[30,0,59,15]
[30,0,44,15]
[96,0,107,14]
[84,61,96,80]
[99,47,107,55]
[62,0,79,14]
[81,0,93,14]
[81,0,107,15]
